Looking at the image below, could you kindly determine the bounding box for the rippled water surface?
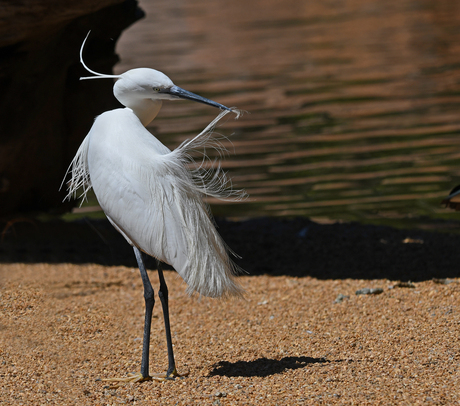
[112,0,460,225]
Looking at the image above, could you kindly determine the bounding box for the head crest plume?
[79,31,121,81]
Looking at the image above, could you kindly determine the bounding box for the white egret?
[63,33,244,383]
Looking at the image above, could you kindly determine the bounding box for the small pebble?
[402,237,424,244]
[432,278,453,285]
[392,281,415,289]
[298,227,309,238]
[355,288,383,295]
[334,293,349,303]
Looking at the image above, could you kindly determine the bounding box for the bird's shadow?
[208,356,327,378]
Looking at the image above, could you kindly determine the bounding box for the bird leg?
[156,261,181,378]
[101,249,187,386]
[102,247,158,384]
[140,261,188,380]
[136,246,155,380]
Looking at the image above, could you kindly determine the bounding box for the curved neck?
[126,99,162,126]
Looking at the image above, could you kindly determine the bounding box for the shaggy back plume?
[63,109,246,298]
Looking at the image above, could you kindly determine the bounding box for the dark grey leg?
[133,246,154,379]
[157,261,177,377]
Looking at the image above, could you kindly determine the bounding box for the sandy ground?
[1,218,460,405]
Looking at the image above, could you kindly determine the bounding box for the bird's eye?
[153,87,161,92]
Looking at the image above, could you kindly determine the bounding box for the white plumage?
[61,33,245,382]
[67,106,243,298]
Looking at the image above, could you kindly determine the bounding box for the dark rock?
[0,0,144,216]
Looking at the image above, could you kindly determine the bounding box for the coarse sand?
[0,218,459,405]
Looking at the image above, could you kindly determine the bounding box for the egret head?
[79,32,232,125]
[113,68,231,111]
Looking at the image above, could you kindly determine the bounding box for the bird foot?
[101,373,153,388]
[102,372,153,384]
[101,369,189,387]
[147,367,190,382]
[162,367,190,380]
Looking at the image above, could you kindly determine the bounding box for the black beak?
[165,85,231,111]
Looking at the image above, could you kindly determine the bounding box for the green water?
[68,0,460,230]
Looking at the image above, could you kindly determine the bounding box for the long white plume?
[79,31,121,81]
